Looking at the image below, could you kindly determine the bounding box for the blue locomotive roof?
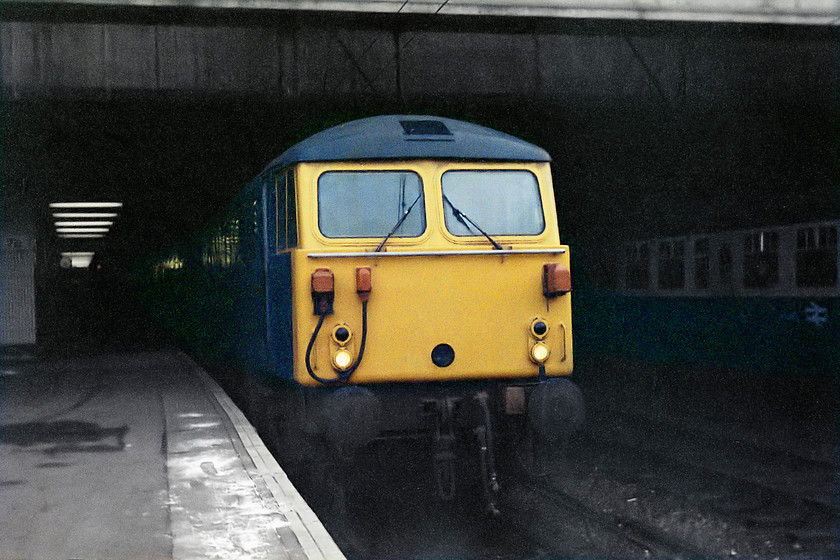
[263,115,551,172]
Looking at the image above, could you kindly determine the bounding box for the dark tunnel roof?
[262,115,551,172]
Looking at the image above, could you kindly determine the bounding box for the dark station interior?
[0,2,838,558]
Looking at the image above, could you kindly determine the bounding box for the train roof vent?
[400,119,452,137]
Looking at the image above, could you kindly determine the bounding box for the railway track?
[567,407,838,557]
[504,474,709,559]
[585,408,837,512]
[599,405,836,472]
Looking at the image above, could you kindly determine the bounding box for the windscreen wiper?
[375,193,423,252]
[441,193,503,250]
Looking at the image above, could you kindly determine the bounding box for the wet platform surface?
[0,349,344,560]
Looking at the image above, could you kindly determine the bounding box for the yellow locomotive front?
[292,159,574,386]
[264,116,583,510]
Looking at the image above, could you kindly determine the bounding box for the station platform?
[0,349,345,560]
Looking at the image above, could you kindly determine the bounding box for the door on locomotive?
[261,116,584,504]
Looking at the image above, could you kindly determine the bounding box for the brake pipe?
[305,301,368,384]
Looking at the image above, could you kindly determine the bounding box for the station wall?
[0,232,37,346]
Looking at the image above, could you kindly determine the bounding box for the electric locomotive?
[142,115,584,510]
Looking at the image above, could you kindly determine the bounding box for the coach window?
[694,238,711,289]
[202,219,239,269]
[719,245,733,287]
[743,231,779,288]
[238,194,260,261]
[441,170,544,236]
[625,243,649,289]
[796,225,837,287]
[657,240,685,289]
[318,171,425,238]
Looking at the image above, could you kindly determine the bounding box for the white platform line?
[184,356,347,560]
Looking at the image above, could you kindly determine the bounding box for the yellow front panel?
[287,158,573,386]
[292,250,573,386]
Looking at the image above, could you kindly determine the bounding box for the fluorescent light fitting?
[55,221,113,227]
[60,252,95,268]
[58,234,106,239]
[57,228,110,234]
[50,202,123,209]
[53,212,119,218]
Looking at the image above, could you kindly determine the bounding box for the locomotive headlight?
[529,342,550,364]
[333,348,354,372]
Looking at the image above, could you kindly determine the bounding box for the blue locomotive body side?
[265,252,294,380]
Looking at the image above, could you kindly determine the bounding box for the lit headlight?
[333,348,354,371]
[529,342,550,364]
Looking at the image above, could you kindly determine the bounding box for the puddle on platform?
[0,420,128,453]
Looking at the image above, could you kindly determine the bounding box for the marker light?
[332,325,352,345]
[311,268,334,314]
[356,267,372,301]
[333,348,354,371]
[530,319,549,340]
[530,342,550,364]
[543,263,572,298]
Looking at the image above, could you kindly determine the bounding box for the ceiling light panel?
[56,228,110,234]
[52,212,119,218]
[50,202,123,209]
[54,221,113,227]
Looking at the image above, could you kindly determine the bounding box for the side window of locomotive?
[286,170,298,248]
[275,173,286,251]
[318,171,425,238]
[441,170,544,236]
[796,225,837,287]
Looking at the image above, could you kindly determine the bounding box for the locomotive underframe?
[257,375,584,511]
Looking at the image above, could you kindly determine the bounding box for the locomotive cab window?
[318,171,425,238]
[441,170,544,237]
